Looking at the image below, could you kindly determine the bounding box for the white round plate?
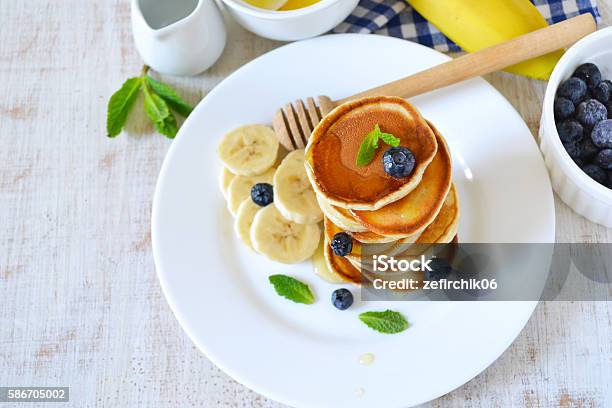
[152,34,555,408]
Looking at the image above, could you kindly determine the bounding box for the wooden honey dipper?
[272,13,596,151]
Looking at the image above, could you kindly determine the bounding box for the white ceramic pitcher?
[131,0,226,76]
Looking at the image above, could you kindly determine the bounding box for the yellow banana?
[407,0,564,80]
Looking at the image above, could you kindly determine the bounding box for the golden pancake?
[350,230,401,244]
[350,122,452,237]
[323,237,362,285]
[415,183,458,244]
[323,217,400,263]
[363,185,459,263]
[320,194,421,242]
[316,193,368,232]
[305,96,437,211]
[347,189,457,271]
[312,237,345,284]
[318,193,432,243]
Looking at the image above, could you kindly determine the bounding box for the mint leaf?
[356,131,378,167]
[359,310,409,334]
[146,76,194,117]
[380,132,400,147]
[155,112,179,139]
[355,124,401,166]
[143,87,170,123]
[106,77,142,137]
[269,274,314,304]
[372,125,381,148]
[143,81,177,138]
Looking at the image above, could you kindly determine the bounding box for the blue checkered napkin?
[333,0,601,52]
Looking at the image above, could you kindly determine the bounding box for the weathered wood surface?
[0,1,610,406]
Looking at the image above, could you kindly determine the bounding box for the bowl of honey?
[220,0,359,41]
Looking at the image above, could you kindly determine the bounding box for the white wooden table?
[1,1,611,406]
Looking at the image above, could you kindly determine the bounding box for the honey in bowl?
[279,0,320,10]
[243,0,320,10]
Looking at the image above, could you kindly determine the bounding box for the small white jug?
[131,0,226,76]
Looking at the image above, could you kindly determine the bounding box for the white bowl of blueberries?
[540,27,612,228]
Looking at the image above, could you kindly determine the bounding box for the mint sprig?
[359,310,409,334]
[106,65,194,139]
[356,124,400,166]
[269,274,315,304]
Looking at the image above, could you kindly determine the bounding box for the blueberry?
[574,158,585,167]
[608,102,612,119]
[591,119,612,148]
[608,171,612,189]
[331,288,353,310]
[557,77,587,104]
[582,164,607,185]
[382,146,416,179]
[576,99,607,129]
[556,119,583,143]
[573,63,602,90]
[579,138,600,162]
[250,183,273,206]
[578,90,594,105]
[331,232,352,257]
[592,80,611,104]
[424,257,452,281]
[595,149,612,170]
[554,97,575,121]
[563,142,582,160]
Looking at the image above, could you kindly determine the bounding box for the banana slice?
[273,149,323,224]
[251,205,320,264]
[226,168,275,216]
[219,167,235,198]
[218,125,279,176]
[234,199,261,250]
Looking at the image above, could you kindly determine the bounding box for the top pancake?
[305,96,437,211]
[349,122,452,237]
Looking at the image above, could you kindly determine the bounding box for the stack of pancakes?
[305,96,459,285]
